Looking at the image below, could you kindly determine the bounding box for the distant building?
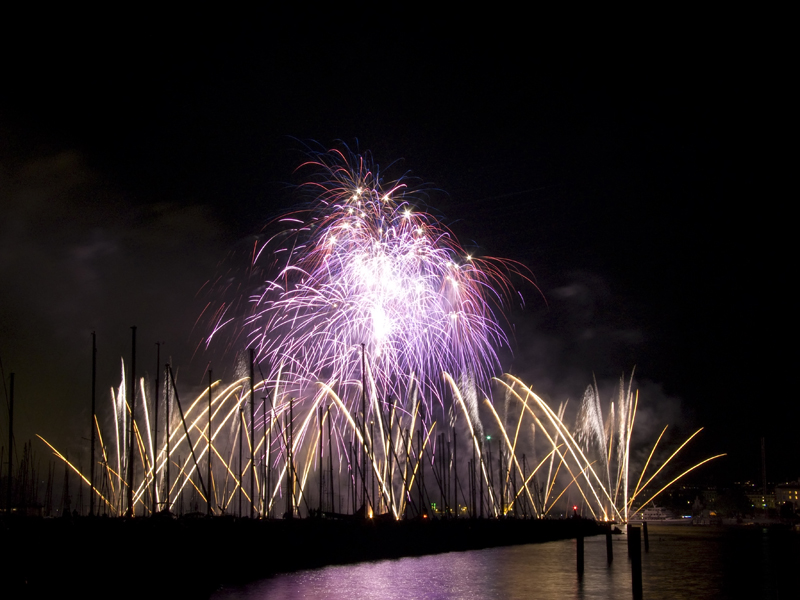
[745,491,775,510]
[775,482,800,511]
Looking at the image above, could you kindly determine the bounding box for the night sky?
[1,16,794,485]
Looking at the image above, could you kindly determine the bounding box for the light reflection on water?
[212,526,797,599]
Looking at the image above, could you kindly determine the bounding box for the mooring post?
[630,525,643,600]
[577,532,584,575]
[627,523,633,556]
[606,529,613,563]
[643,520,649,552]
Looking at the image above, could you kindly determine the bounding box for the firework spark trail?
[483,397,539,515]
[201,147,532,518]
[576,380,611,503]
[445,373,500,516]
[544,401,567,511]
[36,149,725,522]
[209,148,529,436]
[111,361,125,498]
[95,415,116,499]
[622,387,637,522]
[498,377,603,519]
[41,359,725,522]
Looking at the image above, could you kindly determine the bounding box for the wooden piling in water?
[630,525,643,600]
[627,523,633,556]
[606,530,613,563]
[643,520,649,552]
[577,533,584,575]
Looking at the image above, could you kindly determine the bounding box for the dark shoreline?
[1,515,602,598]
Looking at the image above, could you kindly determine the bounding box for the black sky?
[1,16,794,484]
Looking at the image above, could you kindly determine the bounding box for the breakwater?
[1,515,602,598]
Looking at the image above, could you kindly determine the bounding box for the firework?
[39,364,723,522]
[493,373,725,521]
[210,148,527,414]
[37,148,722,523]
[202,147,532,518]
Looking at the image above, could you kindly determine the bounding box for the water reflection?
[212,526,798,599]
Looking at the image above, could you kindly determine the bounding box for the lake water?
[211,525,799,599]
